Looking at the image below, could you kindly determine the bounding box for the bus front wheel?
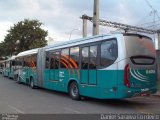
[69,81,80,100]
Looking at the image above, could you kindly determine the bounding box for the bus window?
[50,52,54,69]
[0,63,3,68]
[82,47,89,69]
[12,61,15,66]
[55,52,60,69]
[6,61,10,68]
[15,58,23,69]
[70,46,79,69]
[101,40,117,67]
[89,46,97,69]
[49,51,60,69]
[45,52,49,69]
[23,57,29,67]
[130,56,155,65]
[30,54,37,68]
[124,35,155,65]
[60,48,69,69]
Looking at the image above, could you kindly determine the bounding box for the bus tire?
[30,77,35,89]
[69,81,80,100]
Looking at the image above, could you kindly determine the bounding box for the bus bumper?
[116,86,157,98]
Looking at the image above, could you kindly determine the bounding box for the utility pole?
[93,0,99,36]
[82,15,87,37]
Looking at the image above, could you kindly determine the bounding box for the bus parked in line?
[3,56,16,79]
[14,33,157,100]
[0,60,5,74]
[14,49,38,84]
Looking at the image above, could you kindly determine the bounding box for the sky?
[0,0,160,45]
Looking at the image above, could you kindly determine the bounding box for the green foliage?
[3,19,48,56]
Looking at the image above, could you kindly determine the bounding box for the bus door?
[9,60,14,78]
[81,45,98,85]
[24,57,30,83]
[18,58,28,83]
[49,51,60,82]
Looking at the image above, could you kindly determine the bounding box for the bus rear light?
[124,64,131,88]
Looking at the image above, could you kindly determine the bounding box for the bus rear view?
[118,34,157,98]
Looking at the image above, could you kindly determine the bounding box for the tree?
[0,42,8,60]
[4,19,48,56]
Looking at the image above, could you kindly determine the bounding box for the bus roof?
[45,33,123,51]
[46,34,103,49]
[7,55,16,61]
[16,48,39,58]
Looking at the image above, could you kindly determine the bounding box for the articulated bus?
[2,56,16,79]
[14,33,157,100]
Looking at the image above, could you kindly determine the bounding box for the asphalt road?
[0,75,159,114]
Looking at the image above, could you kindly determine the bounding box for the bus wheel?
[30,77,35,89]
[69,81,80,100]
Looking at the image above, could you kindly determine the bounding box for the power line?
[136,13,151,26]
[81,14,158,34]
[138,19,160,27]
[145,23,160,29]
[145,0,160,20]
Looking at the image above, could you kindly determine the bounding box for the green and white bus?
[0,60,5,74]
[14,49,38,84]
[2,56,16,79]
[14,33,157,100]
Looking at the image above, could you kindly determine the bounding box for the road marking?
[64,107,81,114]
[8,105,24,114]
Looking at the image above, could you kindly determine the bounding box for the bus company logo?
[146,70,155,74]
[141,88,149,92]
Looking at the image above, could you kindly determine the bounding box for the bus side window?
[70,46,79,69]
[60,48,69,69]
[45,52,49,69]
[50,51,60,69]
[55,51,60,69]
[82,47,89,69]
[50,52,54,69]
[30,54,37,68]
[101,40,117,67]
[89,46,97,69]
[12,61,15,66]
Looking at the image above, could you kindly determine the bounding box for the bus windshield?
[124,34,155,65]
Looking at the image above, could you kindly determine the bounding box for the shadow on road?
[83,98,150,109]
[30,85,150,109]
[10,79,154,112]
